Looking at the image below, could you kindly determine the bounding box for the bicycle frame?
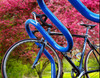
[25,0,99,78]
[25,20,56,78]
[49,27,100,76]
[49,27,90,74]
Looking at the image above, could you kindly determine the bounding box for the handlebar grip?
[32,12,52,28]
[32,12,41,18]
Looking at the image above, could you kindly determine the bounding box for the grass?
[42,72,99,78]
[0,71,2,78]
[0,57,99,78]
[42,72,71,78]
[38,58,99,78]
[63,72,71,78]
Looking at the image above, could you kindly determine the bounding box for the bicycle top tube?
[25,19,73,52]
[37,0,99,23]
[37,0,73,52]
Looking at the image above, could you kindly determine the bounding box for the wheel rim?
[85,47,100,78]
[1,39,62,78]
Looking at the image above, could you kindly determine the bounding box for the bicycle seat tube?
[79,26,90,71]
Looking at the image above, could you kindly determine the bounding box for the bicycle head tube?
[37,0,73,52]
[25,19,73,52]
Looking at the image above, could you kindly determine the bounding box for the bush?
[6,59,29,78]
[0,0,99,77]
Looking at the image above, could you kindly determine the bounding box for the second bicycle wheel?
[1,39,62,78]
[84,45,100,78]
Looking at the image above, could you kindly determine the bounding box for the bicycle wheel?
[1,39,62,78]
[84,45,100,78]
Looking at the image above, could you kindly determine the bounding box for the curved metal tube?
[43,49,56,78]
[37,0,99,23]
[25,20,56,78]
[68,0,100,23]
[37,0,73,52]
[25,19,73,52]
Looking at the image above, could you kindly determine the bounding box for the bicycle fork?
[31,28,56,78]
[31,41,56,78]
[32,42,45,69]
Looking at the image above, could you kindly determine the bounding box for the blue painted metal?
[32,45,56,78]
[25,19,56,78]
[37,0,73,52]
[43,49,56,78]
[68,0,100,23]
[32,44,44,68]
[79,27,89,71]
[25,19,73,52]
[25,0,100,78]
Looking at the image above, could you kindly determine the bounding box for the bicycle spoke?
[84,46,100,78]
[1,39,62,78]
[93,51,100,64]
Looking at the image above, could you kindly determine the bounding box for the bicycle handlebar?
[37,0,99,23]
[68,0,99,23]
[26,0,99,52]
[25,19,73,52]
[37,0,73,52]
[32,12,52,28]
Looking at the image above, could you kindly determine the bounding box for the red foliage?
[0,0,99,59]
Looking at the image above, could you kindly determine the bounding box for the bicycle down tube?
[25,0,100,78]
[37,0,73,52]
[36,0,99,51]
[25,20,57,78]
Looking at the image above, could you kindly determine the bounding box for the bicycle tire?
[1,39,62,78]
[84,45,100,78]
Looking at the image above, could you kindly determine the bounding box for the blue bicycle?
[1,0,99,78]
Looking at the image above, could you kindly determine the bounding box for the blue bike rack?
[25,19,56,78]
[37,0,73,52]
[25,0,99,78]
[68,0,100,23]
